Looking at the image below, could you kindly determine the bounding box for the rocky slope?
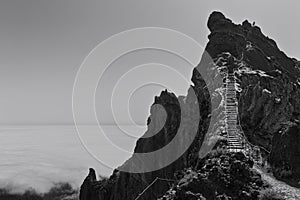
[80,11,300,200]
[270,122,300,185]
[159,151,266,200]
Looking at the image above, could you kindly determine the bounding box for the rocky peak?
[205,11,300,81]
[79,11,300,200]
[79,168,97,200]
[207,11,233,32]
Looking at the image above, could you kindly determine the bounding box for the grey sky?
[1,0,299,125]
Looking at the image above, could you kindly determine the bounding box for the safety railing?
[134,177,176,200]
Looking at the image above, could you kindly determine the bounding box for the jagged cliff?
[80,11,300,200]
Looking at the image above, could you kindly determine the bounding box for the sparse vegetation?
[209,147,229,157]
[273,165,293,179]
[258,188,285,200]
[161,151,267,200]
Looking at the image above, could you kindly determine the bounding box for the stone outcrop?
[206,11,300,184]
[80,11,300,200]
[270,122,300,184]
[79,85,210,200]
[159,151,266,200]
[80,168,98,200]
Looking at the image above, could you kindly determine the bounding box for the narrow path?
[223,69,300,199]
[254,166,300,200]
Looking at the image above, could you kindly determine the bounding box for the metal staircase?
[224,71,245,152]
[223,68,265,163]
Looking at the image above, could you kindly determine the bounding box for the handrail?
[134,177,176,200]
[225,70,270,157]
[238,126,270,154]
[235,76,271,155]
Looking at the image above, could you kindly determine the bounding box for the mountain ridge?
[79,11,300,200]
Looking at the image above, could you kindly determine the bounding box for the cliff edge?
[79,11,300,200]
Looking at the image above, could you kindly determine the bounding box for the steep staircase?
[224,71,245,152]
[222,69,264,163]
[222,73,299,199]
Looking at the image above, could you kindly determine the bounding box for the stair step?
[229,147,243,149]
[228,144,243,146]
[228,139,242,141]
[228,139,240,142]
[225,110,237,112]
[225,106,237,109]
[225,105,238,107]
[226,99,237,101]
[226,116,237,120]
[228,140,242,143]
[229,148,244,152]
[228,145,243,147]
[229,143,242,146]
[228,137,240,140]
[228,136,239,138]
[225,103,237,106]
[225,112,237,115]
[228,135,242,138]
[226,102,237,104]
[228,139,240,141]
[225,101,237,103]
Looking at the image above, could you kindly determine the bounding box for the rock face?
[159,151,266,200]
[80,168,98,200]
[270,122,300,183]
[80,11,300,199]
[80,80,210,200]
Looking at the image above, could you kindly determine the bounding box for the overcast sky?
[1,0,299,125]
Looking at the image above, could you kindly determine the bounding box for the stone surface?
[80,168,98,200]
[270,122,300,184]
[159,151,266,200]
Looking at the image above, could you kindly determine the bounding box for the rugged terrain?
[80,11,300,200]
